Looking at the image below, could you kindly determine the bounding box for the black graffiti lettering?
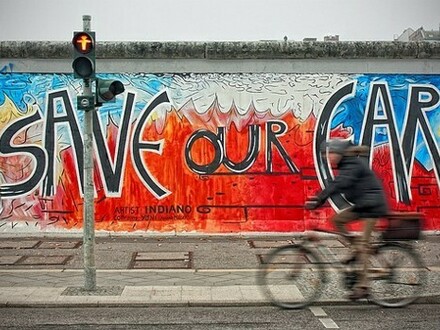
[219,126,260,173]
[132,90,171,199]
[360,83,410,204]
[185,121,298,175]
[0,63,13,73]
[315,82,356,210]
[316,82,440,208]
[185,130,223,174]
[402,85,440,189]
[0,111,47,198]
[94,92,135,195]
[42,90,84,196]
[266,120,299,173]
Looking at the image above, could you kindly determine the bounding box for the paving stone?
[181,286,211,301]
[248,240,293,248]
[150,286,182,300]
[37,241,81,249]
[258,253,309,264]
[122,277,148,285]
[319,239,346,248]
[0,287,37,297]
[239,285,266,301]
[0,256,22,265]
[130,251,192,269]
[121,286,152,297]
[18,256,72,265]
[0,241,40,249]
[132,260,190,269]
[62,286,124,296]
[136,252,189,260]
[211,286,243,300]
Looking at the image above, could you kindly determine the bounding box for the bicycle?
[258,212,427,309]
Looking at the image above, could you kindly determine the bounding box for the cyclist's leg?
[349,218,376,299]
[331,207,358,238]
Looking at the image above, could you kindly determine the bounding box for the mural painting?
[0,72,439,233]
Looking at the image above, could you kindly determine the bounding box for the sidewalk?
[0,233,439,307]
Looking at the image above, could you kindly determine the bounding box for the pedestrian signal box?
[72,31,96,79]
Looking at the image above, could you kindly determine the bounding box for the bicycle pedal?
[341,255,357,265]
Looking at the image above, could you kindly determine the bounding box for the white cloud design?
[169,73,350,121]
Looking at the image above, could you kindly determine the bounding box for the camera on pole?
[72,31,96,79]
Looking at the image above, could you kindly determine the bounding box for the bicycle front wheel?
[369,243,426,308]
[257,244,326,309]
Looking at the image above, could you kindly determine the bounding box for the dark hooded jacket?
[316,146,388,218]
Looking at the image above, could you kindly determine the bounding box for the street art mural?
[0,72,439,233]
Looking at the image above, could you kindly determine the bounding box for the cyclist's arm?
[316,161,361,205]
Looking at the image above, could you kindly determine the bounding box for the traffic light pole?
[81,15,96,291]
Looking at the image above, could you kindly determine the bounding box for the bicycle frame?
[300,230,353,268]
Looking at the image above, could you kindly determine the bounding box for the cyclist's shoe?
[341,254,357,265]
[348,287,370,301]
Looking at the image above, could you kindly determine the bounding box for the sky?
[1,0,439,42]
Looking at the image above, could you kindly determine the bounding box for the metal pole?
[82,14,96,291]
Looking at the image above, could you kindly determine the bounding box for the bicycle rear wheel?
[257,244,326,309]
[369,242,426,307]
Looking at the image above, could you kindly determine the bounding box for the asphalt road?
[1,305,439,329]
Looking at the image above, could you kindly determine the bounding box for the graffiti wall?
[0,72,439,233]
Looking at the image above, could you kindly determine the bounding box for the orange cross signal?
[74,33,93,53]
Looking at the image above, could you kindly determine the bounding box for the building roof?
[423,30,440,41]
[409,27,440,42]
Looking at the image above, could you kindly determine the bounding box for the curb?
[1,294,439,309]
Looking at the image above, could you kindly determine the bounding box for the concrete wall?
[1,41,440,234]
[2,40,440,73]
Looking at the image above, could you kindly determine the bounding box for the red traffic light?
[72,32,94,54]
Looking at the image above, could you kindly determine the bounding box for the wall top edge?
[1,41,440,60]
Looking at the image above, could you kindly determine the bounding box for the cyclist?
[306,139,388,300]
